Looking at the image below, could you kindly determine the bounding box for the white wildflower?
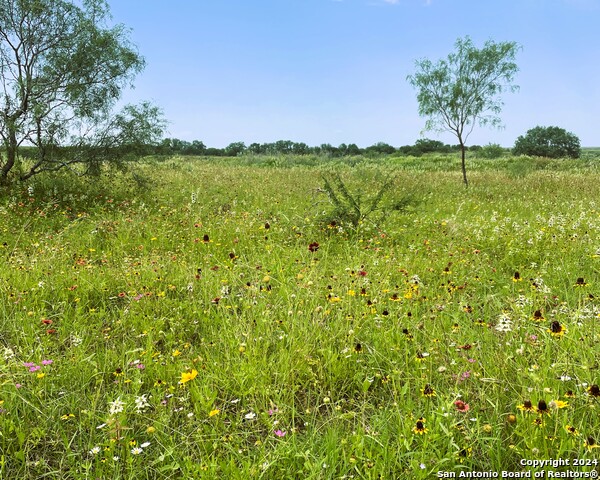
[2,347,15,360]
[108,397,125,416]
[134,394,150,413]
[495,313,512,332]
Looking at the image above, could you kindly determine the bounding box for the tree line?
[154,138,485,157]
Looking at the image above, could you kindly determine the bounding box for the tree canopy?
[407,36,520,185]
[0,0,165,183]
[513,126,581,159]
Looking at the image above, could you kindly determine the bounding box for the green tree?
[413,138,449,155]
[291,142,309,155]
[224,142,246,157]
[365,142,395,156]
[0,0,165,183]
[513,126,580,159]
[407,36,520,186]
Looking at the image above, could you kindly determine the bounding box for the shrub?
[320,173,394,229]
[513,126,580,159]
[478,143,505,159]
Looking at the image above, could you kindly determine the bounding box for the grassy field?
[1,155,600,479]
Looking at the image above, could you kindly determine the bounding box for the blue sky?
[109,0,600,148]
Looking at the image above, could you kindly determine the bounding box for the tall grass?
[1,156,599,478]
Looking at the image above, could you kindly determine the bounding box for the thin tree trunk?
[0,130,17,183]
[460,142,468,187]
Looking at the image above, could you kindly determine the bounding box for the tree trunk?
[0,130,17,184]
[460,141,468,187]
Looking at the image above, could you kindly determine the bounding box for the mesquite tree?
[0,0,165,183]
[407,37,520,186]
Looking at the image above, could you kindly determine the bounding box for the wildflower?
[134,394,150,413]
[413,418,428,435]
[113,368,124,377]
[564,390,576,398]
[36,372,45,379]
[146,426,156,434]
[495,313,512,332]
[585,436,600,450]
[274,430,287,437]
[565,425,579,436]
[108,397,125,416]
[454,400,470,412]
[131,447,143,455]
[457,447,472,462]
[89,446,101,455]
[587,385,600,397]
[353,343,363,353]
[574,277,587,287]
[532,309,544,322]
[308,242,320,252]
[2,347,15,360]
[244,412,256,420]
[512,271,522,282]
[549,400,569,409]
[41,359,53,366]
[209,409,220,417]
[421,384,436,397]
[536,400,550,415]
[506,414,517,425]
[517,400,535,413]
[180,369,198,384]
[415,352,429,362]
[402,328,414,340]
[172,349,182,357]
[140,442,151,448]
[548,321,566,338]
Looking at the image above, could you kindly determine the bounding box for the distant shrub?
[478,143,505,159]
[513,126,580,159]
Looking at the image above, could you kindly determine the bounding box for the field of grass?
[1,155,600,479]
